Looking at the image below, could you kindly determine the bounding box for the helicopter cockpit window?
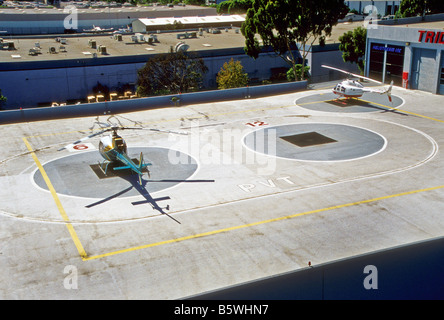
[114,137,125,151]
[340,86,345,92]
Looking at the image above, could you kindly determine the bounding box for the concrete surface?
[1,83,444,299]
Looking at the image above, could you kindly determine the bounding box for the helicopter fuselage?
[58,125,153,185]
[332,80,364,98]
[99,135,127,162]
[98,134,149,185]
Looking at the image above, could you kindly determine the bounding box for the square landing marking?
[280,131,337,147]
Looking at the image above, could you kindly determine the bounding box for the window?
[441,67,444,85]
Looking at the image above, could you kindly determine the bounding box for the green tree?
[339,26,367,73]
[241,0,348,80]
[286,64,310,82]
[183,0,206,5]
[217,0,252,14]
[216,58,249,89]
[136,49,208,96]
[0,89,6,110]
[399,0,444,17]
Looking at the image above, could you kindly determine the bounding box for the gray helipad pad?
[296,92,403,113]
[244,123,386,161]
[33,147,198,198]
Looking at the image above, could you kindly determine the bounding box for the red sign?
[418,30,444,44]
[73,144,89,150]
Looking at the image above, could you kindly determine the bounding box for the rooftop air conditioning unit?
[174,41,189,52]
[88,39,96,48]
[98,45,107,54]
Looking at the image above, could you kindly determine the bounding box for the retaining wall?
[190,236,444,300]
[0,81,307,124]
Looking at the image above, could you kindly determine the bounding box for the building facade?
[0,40,357,108]
[365,21,444,95]
[0,6,216,35]
[345,1,401,16]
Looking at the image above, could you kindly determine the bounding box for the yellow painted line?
[83,184,444,261]
[357,98,444,124]
[297,98,344,106]
[23,137,88,259]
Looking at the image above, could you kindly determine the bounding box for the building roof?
[0,3,217,21]
[0,29,247,63]
[385,21,444,29]
[136,15,245,28]
[0,20,364,64]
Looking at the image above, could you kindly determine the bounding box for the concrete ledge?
[0,81,307,124]
[189,236,444,300]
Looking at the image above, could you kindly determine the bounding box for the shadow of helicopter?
[85,170,214,225]
[325,97,408,116]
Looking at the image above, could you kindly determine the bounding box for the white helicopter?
[83,25,114,33]
[322,65,393,103]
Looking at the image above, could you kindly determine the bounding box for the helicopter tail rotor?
[385,81,394,103]
[137,152,152,185]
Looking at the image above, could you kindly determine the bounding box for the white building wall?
[345,1,401,16]
[366,25,443,94]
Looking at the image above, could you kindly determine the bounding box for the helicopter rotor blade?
[58,124,187,151]
[120,127,189,135]
[321,65,384,85]
[146,128,189,135]
[58,128,110,151]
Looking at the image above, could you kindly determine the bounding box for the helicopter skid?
[98,160,112,176]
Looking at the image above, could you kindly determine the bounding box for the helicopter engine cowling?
[98,135,125,162]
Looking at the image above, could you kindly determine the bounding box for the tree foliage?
[399,0,444,17]
[241,0,348,80]
[0,89,6,109]
[217,0,252,14]
[136,50,208,96]
[339,26,367,73]
[286,65,310,82]
[216,58,249,89]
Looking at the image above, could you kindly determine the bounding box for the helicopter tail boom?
[112,151,151,185]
